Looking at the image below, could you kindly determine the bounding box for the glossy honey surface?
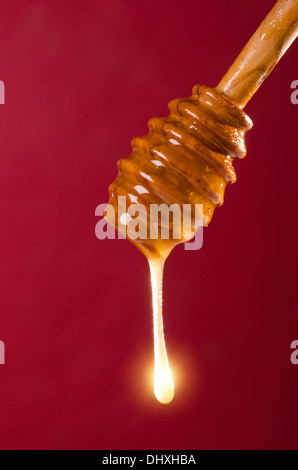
[107,85,252,259]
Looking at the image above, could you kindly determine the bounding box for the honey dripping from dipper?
[105,0,298,404]
[107,86,251,404]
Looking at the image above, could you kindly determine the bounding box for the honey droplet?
[149,257,174,404]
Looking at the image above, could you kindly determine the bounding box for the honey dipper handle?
[216,0,298,108]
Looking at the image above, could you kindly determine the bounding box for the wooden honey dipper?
[105,0,298,404]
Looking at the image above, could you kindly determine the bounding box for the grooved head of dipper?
[105,85,252,259]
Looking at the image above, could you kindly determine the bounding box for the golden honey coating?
[106,85,252,259]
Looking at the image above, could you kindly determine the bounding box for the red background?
[0,0,297,450]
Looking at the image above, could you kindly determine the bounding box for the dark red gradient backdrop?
[0,0,297,450]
